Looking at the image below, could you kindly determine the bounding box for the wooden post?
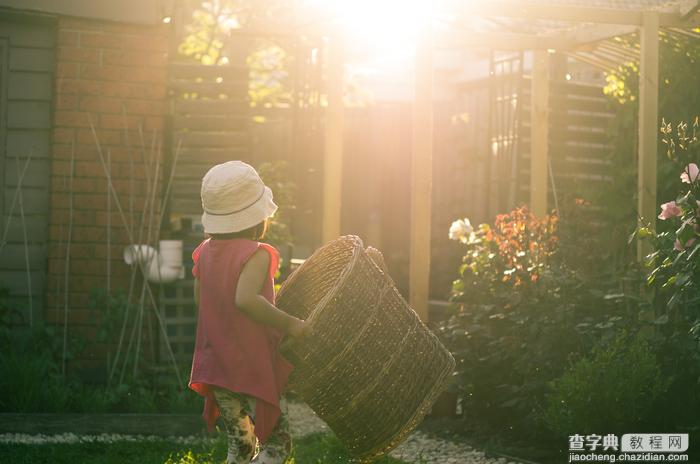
[410,25,433,322]
[530,50,550,217]
[322,36,344,244]
[637,11,659,262]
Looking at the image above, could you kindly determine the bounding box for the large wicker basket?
[277,236,455,462]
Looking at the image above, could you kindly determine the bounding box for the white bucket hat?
[200,161,278,234]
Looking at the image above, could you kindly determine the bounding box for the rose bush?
[638,119,700,335]
[438,206,642,439]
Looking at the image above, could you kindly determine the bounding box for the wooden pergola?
[312,0,700,321]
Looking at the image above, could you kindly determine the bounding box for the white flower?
[448,218,475,244]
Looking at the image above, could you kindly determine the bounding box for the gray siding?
[0,17,55,324]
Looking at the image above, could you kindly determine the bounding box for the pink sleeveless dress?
[189,238,294,444]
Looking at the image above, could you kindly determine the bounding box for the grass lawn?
[0,432,409,464]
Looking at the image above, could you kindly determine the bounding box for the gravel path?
[286,401,520,464]
[0,402,520,464]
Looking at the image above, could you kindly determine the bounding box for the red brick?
[56,62,80,79]
[101,22,162,35]
[52,128,75,144]
[100,113,144,130]
[46,292,90,310]
[57,46,101,64]
[73,193,108,211]
[50,209,113,227]
[122,35,168,52]
[103,49,167,67]
[80,32,124,49]
[72,162,106,178]
[52,143,105,162]
[79,63,120,81]
[49,170,105,190]
[122,99,165,116]
[54,110,91,128]
[81,64,166,84]
[47,257,64,276]
[50,159,72,179]
[144,115,164,131]
[135,67,167,84]
[75,177,104,193]
[55,95,79,110]
[57,79,101,96]
[100,81,166,99]
[45,304,92,324]
[77,128,122,145]
[80,96,123,113]
[72,226,109,244]
[58,30,79,46]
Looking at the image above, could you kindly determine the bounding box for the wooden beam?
[530,50,550,217]
[559,24,637,47]
[409,24,433,322]
[597,42,638,61]
[321,36,344,244]
[458,1,660,25]
[680,0,700,18]
[637,12,659,262]
[564,51,612,72]
[456,1,700,28]
[436,30,577,50]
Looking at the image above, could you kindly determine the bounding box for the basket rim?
[278,235,365,328]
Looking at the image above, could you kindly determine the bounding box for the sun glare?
[309,0,442,64]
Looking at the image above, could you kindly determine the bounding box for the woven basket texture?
[277,235,455,462]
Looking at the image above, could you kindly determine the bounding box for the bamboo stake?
[150,138,182,367]
[110,122,155,385]
[123,105,135,235]
[120,131,158,383]
[134,149,161,377]
[107,149,112,294]
[88,116,183,386]
[105,148,112,376]
[54,167,67,324]
[61,142,75,380]
[120,284,145,384]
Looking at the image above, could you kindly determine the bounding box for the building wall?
[0,15,56,325]
[45,16,169,376]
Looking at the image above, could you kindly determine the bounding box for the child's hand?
[287,318,312,338]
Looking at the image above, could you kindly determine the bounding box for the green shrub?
[541,330,670,437]
[440,207,643,438]
[0,350,70,412]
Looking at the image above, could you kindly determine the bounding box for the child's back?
[189,161,308,464]
[190,237,292,442]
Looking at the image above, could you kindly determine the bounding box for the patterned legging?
[212,386,292,464]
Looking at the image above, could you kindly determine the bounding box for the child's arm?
[236,248,309,337]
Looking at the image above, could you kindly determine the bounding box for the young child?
[189,161,309,464]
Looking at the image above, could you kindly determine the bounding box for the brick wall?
[46,17,170,377]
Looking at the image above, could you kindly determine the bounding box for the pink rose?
[680,163,699,184]
[674,237,697,251]
[658,201,682,220]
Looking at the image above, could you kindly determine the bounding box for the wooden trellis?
[314,0,700,319]
[174,0,700,321]
[159,279,197,364]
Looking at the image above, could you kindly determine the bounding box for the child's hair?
[208,219,269,241]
